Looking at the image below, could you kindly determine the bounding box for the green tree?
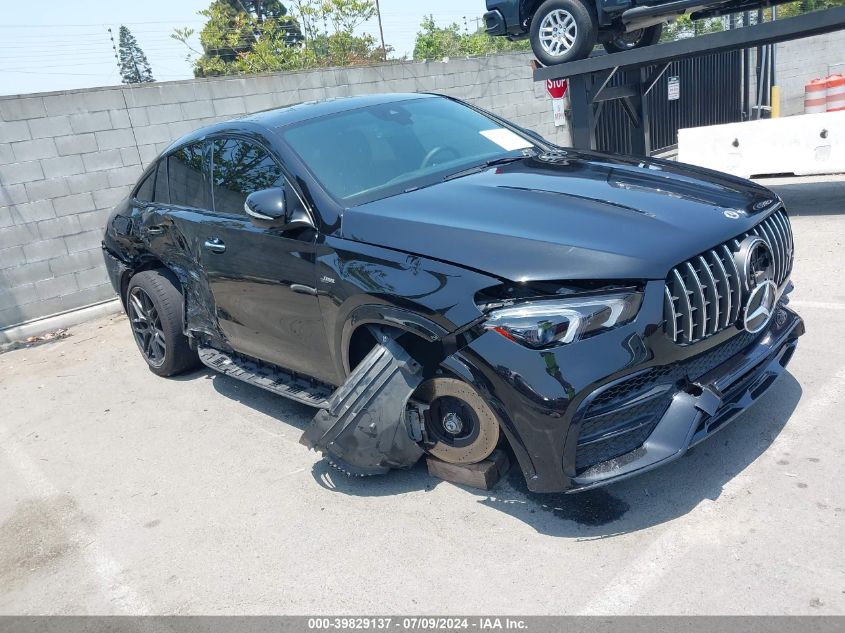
[776,0,845,18]
[173,0,303,76]
[413,15,528,60]
[174,0,385,77]
[118,26,155,84]
[660,0,845,42]
[660,15,726,42]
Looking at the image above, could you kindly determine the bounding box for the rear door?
[144,141,221,337]
[195,135,335,384]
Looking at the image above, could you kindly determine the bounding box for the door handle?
[204,237,226,254]
[291,284,318,296]
[146,225,165,235]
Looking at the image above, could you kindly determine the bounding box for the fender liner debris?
[300,332,425,476]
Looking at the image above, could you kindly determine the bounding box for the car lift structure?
[533,7,845,155]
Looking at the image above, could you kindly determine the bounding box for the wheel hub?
[414,377,501,465]
[539,9,578,57]
[442,412,463,435]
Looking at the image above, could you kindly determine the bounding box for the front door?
[196,136,335,385]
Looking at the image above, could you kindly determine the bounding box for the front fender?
[338,304,450,375]
[316,236,500,382]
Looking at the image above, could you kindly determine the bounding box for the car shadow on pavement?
[478,372,802,538]
[198,363,801,539]
[767,179,845,217]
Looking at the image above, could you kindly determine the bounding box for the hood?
[340,150,781,281]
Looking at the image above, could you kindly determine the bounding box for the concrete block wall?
[748,31,845,116]
[1,53,564,330]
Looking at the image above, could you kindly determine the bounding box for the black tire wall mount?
[300,332,425,476]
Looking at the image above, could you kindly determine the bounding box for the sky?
[0,0,491,96]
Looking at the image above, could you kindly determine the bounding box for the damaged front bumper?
[570,308,803,491]
[452,280,804,493]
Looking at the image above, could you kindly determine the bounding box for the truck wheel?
[416,377,500,465]
[603,24,663,54]
[530,0,597,66]
[126,269,198,377]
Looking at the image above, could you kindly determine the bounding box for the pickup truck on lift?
[484,0,796,65]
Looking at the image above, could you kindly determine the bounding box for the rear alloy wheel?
[530,0,597,66]
[126,269,199,377]
[602,23,663,54]
[128,286,167,368]
[415,377,500,464]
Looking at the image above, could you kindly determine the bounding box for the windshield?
[279,97,540,205]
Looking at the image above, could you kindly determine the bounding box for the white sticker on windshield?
[480,128,533,151]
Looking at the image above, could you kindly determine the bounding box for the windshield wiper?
[443,155,530,182]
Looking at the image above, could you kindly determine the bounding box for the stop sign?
[546,78,568,99]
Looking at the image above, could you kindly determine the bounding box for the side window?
[153,159,169,204]
[134,171,154,202]
[168,142,207,209]
[211,138,283,215]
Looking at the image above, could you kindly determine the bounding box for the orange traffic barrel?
[805,77,828,114]
[827,74,845,112]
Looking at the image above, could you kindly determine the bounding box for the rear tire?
[530,0,597,66]
[126,269,199,377]
[602,23,663,54]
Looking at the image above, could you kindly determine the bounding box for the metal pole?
[742,11,750,119]
[754,9,764,119]
[374,0,387,61]
[756,43,768,119]
[771,5,777,87]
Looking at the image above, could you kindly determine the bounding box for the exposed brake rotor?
[415,377,500,465]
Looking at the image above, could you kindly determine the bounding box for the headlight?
[484,292,642,349]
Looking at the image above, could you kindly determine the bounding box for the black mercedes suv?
[103,93,803,493]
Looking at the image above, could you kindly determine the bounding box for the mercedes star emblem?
[735,236,777,333]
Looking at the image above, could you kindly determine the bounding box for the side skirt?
[198,346,334,408]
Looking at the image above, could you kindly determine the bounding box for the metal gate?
[595,50,743,156]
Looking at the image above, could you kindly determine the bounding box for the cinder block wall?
[748,31,845,116]
[0,53,565,330]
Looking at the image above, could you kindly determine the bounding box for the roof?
[245,92,437,129]
[160,92,440,156]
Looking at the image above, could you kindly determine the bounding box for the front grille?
[684,330,761,380]
[663,206,793,345]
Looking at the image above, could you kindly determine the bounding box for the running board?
[198,346,333,408]
[621,0,706,22]
[300,334,425,476]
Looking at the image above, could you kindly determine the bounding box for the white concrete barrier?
[678,110,845,179]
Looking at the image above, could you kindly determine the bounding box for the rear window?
[134,171,154,202]
[168,142,207,209]
[154,159,169,204]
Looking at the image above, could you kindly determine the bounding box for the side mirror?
[244,186,314,231]
[244,187,286,227]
